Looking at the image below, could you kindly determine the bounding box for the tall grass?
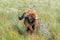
[0,0,60,40]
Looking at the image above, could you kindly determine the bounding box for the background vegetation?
[0,0,60,40]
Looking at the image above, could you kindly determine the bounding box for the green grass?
[0,0,60,40]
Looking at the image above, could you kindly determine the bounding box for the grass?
[0,0,60,40]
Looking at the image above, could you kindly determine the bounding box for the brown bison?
[18,8,39,34]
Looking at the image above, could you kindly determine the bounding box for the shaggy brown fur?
[19,8,39,34]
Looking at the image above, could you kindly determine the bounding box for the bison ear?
[18,16,24,20]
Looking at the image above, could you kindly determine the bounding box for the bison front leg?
[32,21,38,33]
[32,25,37,33]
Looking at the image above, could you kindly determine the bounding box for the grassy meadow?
[0,0,60,40]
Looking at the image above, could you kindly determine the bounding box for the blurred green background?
[0,0,60,40]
